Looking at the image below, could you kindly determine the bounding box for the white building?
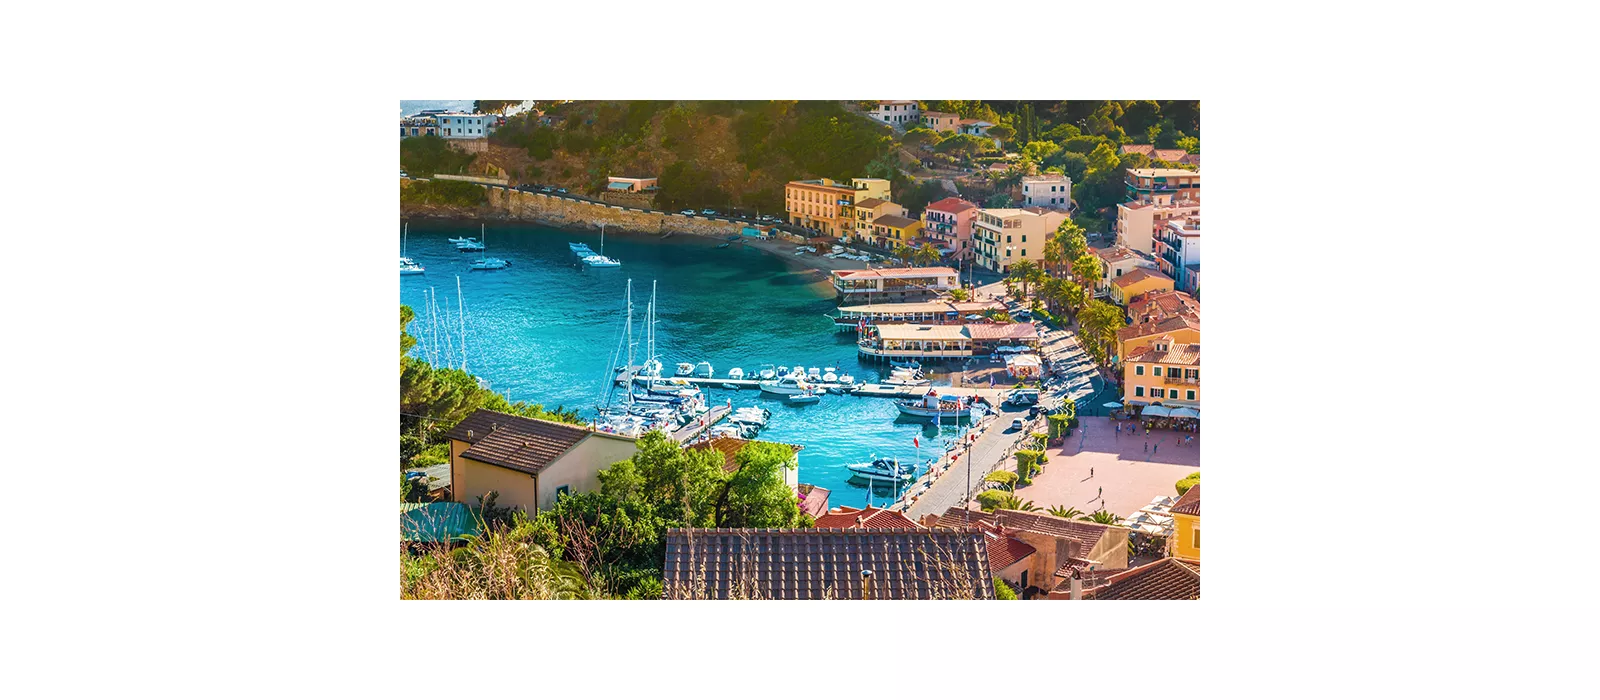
[972,207,1068,273]
[1090,245,1158,298]
[1154,217,1201,295]
[870,100,920,127]
[434,112,494,139]
[1021,174,1073,210]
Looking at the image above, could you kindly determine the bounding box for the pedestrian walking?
[1098,486,1102,498]
[1144,441,1148,452]
[1090,467,1095,478]
[1115,423,1121,436]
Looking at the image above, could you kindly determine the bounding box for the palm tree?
[892,241,913,264]
[1042,235,1066,277]
[914,242,941,266]
[1071,254,1101,291]
[949,287,970,302]
[1008,259,1041,300]
[1060,280,1087,319]
[1047,505,1084,519]
[997,493,1041,512]
[1078,509,1120,525]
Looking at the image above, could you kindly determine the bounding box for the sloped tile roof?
[854,197,889,209]
[982,529,1037,571]
[993,510,1115,556]
[1129,290,1200,322]
[873,214,920,229]
[925,197,977,214]
[1171,483,1201,516]
[797,484,831,519]
[447,409,599,475]
[935,507,994,529]
[1151,149,1189,162]
[1120,144,1155,156]
[1126,341,1200,366]
[662,528,996,600]
[814,506,921,530]
[965,322,1037,340]
[1111,267,1173,289]
[1117,314,1201,342]
[1075,558,1200,600]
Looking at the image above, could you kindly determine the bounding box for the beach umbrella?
[1102,401,1124,408]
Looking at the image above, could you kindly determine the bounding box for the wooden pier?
[615,367,1008,402]
[672,405,730,444]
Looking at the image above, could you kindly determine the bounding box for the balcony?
[1162,375,1199,386]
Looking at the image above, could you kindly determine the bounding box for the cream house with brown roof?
[446,409,639,513]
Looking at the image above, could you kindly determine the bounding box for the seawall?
[400,179,748,239]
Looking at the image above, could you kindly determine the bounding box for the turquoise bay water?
[401,220,973,508]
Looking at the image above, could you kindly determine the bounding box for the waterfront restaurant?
[965,322,1041,356]
[831,266,959,303]
[857,324,972,360]
[832,299,1007,330]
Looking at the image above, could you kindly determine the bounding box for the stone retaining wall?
[400,179,749,239]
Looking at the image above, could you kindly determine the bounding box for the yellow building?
[785,177,892,238]
[445,409,639,514]
[851,198,907,245]
[1109,267,1175,306]
[871,214,923,248]
[1122,335,1199,408]
[1169,483,1201,563]
[1116,315,1200,365]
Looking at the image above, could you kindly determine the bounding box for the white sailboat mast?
[456,275,467,372]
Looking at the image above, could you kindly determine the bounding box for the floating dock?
[614,366,1008,401]
[672,404,731,444]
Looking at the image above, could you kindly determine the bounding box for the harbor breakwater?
[400,179,749,238]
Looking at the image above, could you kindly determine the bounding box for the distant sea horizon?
[400,100,473,118]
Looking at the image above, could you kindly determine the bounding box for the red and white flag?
[913,437,919,448]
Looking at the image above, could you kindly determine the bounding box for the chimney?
[861,569,874,600]
[1069,568,1083,600]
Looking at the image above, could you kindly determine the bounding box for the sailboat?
[583,223,622,267]
[469,224,509,270]
[400,223,425,275]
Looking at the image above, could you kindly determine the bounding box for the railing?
[858,346,972,357]
[1163,375,1199,386]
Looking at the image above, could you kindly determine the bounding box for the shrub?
[985,470,1019,489]
[1047,413,1070,440]
[400,134,477,176]
[976,489,1013,512]
[1175,471,1200,495]
[994,577,1018,600]
[401,180,487,207]
[1016,450,1044,485]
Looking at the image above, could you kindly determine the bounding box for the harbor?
[400,219,1103,510]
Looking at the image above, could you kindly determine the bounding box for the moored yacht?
[847,457,911,481]
[895,389,973,421]
[727,367,745,380]
[675,362,696,377]
[759,375,811,395]
[694,361,714,378]
[757,364,777,380]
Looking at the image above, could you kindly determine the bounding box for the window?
[555,484,571,498]
[1193,527,1200,548]
[1187,390,1195,401]
[1135,386,1145,397]
[1135,365,1144,376]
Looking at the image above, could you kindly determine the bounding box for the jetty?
[613,366,1008,401]
[671,404,731,444]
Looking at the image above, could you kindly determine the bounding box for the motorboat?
[470,256,509,270]
[890,359,922,371]
[895,389,974,421]
[838,373,856,384]
[569,242,595,254]
[806,367,822,382]
[456,240,486,252]
[847,457,911,481]
[728,367,745,380]
[400,258,425,275]
[883,367,931,386]
[448,236,478,245]
[720,383,740,390]
[777,365,789,377]
[676,362,696,377]
[583,254,622,268]
[639,358,663,380]
[822,368,838,382]
[694,361,714,378]
[785,390,821,404]
[730,406,771,427]
[757,364,776,380]
[708,424,746,440]
[759,376,811,396]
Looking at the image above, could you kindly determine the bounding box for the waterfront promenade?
[1018,416,1199,517]
[903,401,1033,519]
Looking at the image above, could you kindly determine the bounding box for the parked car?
[556,188,568,194]
[540,186,553,193]
[701,208,716,215]
[400,170,408,177]
[1009,418,1025,432]
[680,209,696,216]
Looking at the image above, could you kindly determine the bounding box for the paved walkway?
[1014,416,1199,518]
[904,402,1036,519]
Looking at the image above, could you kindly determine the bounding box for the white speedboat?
[777,365,789,377]
[583,254,622,268]
[847,457,911,481]
[895,390,974,421]
[470,257,509,270]
[728,367,745,380]
[400,258,425,275]
[883,367,931,386]
[757,364,776,380]
[759,376,811,395]
[786,391,821,405]
[730,406,771,427]
[822,367,838,382]
[675,362,696,377]
[694,361,714,378]
[456,240,486,251]
[891,359,922,371]
[639,358,663,380]
[448,236,478,245]
[806,367,822,382]
[569,242,594,254]
[838,373,856,384]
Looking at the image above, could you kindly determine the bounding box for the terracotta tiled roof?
[692,437,802,474]
[1117,314,1200,342]
[1129,290,1200,322]
[797,484,830,519]
[662,528,996,600]
[814,506,922,530]
[1179,153,1201,166]
[925,197,977,214]
[1126,341,1200,366]
[1111,267,1173,289]
[993,510,1115,558]
[1092,245,1140,264]
[873,214,919,229]
[982,529,1036,571]
[446,409,602,475]
[1119,144,1155,156]
[1151,149,1189,162]
[1074,558,1200,600]
[965,322,1037,340]
[835,267,958,279]
[1171,483,1201,516]
[854,197,889,209]
[936,507,995,529]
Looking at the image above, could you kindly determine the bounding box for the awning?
[1142,405,1173,417]
[605,181,633,190]
[1169,406,1200,419]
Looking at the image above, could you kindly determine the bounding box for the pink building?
[921,197,979,260]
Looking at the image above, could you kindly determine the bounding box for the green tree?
[1079,509,1121,525]
[986,123,1016,142]
[902,126,942,148]
[994,577,1018,600]
[985,470,1019,490]
[1021,140,1061,164]
[400,134,477,177]
[1007,259,1042,300]
[1047,505,1084,519]
[717,442,803,528]
[1072,254,1102,292]
[1085,142,1121,173]
[913,242,942,266]
[1176,471,1200,495]
[892,242,913,263]
[948,287,970,302]
[1078,300,1126,365]
[1176,136,1199,153]
[598,431,724,526]
[935,133,990,157]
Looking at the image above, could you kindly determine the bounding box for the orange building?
[1123,335,1200,408]
[785,178,892,238]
